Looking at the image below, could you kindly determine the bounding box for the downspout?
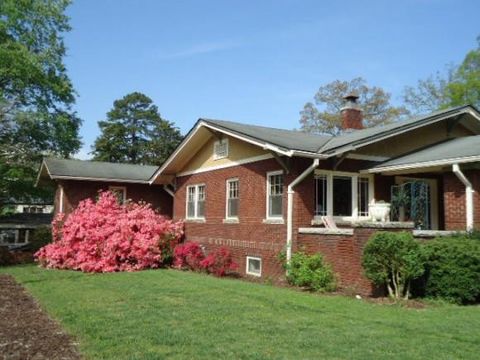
[452,164,474,232]
[286,158,320,264]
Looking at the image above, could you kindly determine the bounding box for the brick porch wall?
[54,180,173,217]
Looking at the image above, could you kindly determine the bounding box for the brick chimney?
[341,94,363,130]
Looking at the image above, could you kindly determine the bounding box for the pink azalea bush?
[200,247,238,277]
[173,242,238,276]
[35,191,184,272]
[173,242,205,270]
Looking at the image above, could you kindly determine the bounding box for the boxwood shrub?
[422,237,480,304]
[286,252,336,292]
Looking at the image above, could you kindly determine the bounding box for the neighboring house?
[36,158,173,217]
[1,197,53,214]
[149,98,480,294]
[0,213,52,248]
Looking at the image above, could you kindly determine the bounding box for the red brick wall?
[174,156,397,292]
[54,180,173,217]
[444,170,480,230]
[174,157,313,282]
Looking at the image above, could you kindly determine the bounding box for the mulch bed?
[0,274,81,360]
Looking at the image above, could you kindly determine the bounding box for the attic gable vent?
[213,138,229,160]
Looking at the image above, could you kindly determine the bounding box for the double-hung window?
[226,178,239,219]
[186,184,205,219]
[267,171,284,218]
[314,170,372,220]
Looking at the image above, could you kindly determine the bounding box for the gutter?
[452,164,474,231]
[286,158,320,265]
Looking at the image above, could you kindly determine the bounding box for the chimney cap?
[343,93,359,102]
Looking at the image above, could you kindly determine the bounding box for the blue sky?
[64,0,480,159]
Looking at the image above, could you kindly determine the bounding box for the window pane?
[187,201,195,218]
[197,185,205,201]
[187,187,195,202]
[228,198,239,217]
[358,178,369,217]
[269,195,283,217]
[269,174,283,195]
[248,258,261,275]
[315,175,328,216]
[0,230,17,245]
[197,200,205,217]
[333,176,352,216]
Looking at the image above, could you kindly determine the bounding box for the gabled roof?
[150,105,480,183]
[319,105,480,154]
[38,158,159,184]
[367,135,480,173]
[201,119,332,153]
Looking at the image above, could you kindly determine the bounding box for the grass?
[2,265,480,360]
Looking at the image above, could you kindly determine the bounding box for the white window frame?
[213,138,229,160]
[266,170,284,220]
[314,170,374,221]
[186,184,206,220]
[109,186,127,204]
[246,256,262,277]
[225,178,239,220]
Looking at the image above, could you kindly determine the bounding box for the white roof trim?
[346,153,389,162]
[50,175,150,184]
[149,122,204,183]
[366,155,480,174]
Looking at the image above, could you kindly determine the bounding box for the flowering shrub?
[173,242,205,271]
[35,191,184,272]
[200,247,238,277]
[173,242,237,277]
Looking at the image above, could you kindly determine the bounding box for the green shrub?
[286,252,336,292]
[29,225,52,252]
[362,231,424,299]
[422,237,480,304]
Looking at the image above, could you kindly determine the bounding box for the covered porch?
[366,135,480,232]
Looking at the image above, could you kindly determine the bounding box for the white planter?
[369,202,391,223]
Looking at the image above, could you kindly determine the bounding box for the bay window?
[314,170,373,220]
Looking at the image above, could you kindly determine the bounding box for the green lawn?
[2,265,479,360]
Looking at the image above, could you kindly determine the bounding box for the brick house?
[36,158,173,217]
[149,99,480,294]
[37,100,480,294]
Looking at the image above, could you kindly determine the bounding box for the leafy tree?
[403,36,480,114]
[92,92,182,166]
[300,77,408,135]
[0,0,81,208]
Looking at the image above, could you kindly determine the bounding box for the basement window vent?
[246,256,262,277]
[213,138,229,160]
